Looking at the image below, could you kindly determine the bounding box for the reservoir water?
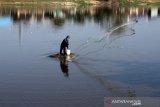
[0,6,160,107]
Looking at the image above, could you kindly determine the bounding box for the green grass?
[0,0,92,7]
[149,2,160,6]
[74,0,92,7]
[119,0,160,6]
[129,1,160,6]
[119,0,129,6]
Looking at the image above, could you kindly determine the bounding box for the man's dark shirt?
[61,38,69,48]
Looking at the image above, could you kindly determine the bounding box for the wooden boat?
[48,53,75,61]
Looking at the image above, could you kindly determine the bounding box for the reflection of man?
[60,58,69,77]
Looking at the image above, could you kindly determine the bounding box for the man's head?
[66,35,70,39]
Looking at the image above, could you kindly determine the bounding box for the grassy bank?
[119,0,160,6]
[0,0,98,6]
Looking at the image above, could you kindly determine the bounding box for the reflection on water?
[1,6,160,27]
[60,58,69,77]
[0,5,160,107]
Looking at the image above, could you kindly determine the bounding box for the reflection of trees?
[73,8,91,24]
[0,6,159,28]
[94,7,112,23]
[112,14,127,34]
[73,12,85,24]
[10,9,31,24]
[51,18,65,27]
[0,7,115,27]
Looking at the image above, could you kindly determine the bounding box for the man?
[60,35,70,55]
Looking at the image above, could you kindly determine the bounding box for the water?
[0,6,160,107]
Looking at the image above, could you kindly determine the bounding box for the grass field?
[0,0,94,7]
[0,0,52,1]
[119,0,160,6]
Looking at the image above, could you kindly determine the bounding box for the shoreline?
[0,1,110,6]
[120,0,160,6]
[0,1,160,7]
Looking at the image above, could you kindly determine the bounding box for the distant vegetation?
[119,0,129,6]
[0,0,160,6]
[119,0,160,6]
[0,0,101,1]
[0,0,93,6]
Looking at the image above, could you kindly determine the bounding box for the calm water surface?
[0,6,160,107]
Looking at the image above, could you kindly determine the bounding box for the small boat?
[48,53,75,61]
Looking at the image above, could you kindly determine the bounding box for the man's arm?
[66,39,69,49]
